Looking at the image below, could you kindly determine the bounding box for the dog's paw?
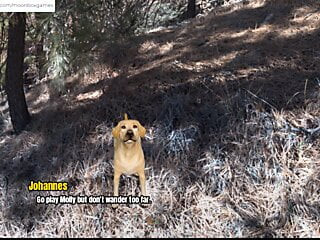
[140,203,149,208]
[112,203,119,209]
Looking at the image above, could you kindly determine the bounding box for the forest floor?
[1,0,320,237]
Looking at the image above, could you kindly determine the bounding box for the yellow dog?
[112,113,146,207]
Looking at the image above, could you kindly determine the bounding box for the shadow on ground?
[0,0,319,235]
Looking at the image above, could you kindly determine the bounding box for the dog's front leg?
[112,170,121,208]
[138,170,149,208]
[138,170,146,196]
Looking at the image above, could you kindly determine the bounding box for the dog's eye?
[121,126,126,129]
[133,125,138,129]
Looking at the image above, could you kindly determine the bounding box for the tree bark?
[187,0,196,19]
[35,13,46,80]
[5,13,30,133]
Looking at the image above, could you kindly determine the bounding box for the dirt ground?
[0,0,320,237]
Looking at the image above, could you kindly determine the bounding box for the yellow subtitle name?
[28,181,68,191]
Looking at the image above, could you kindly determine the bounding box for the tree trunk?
[5,13,30,133]
[35,13,46,81]
[187,0,196,19]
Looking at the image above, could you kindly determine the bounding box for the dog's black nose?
[126,129,134,136]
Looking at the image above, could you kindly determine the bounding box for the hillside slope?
[0,0,320,237]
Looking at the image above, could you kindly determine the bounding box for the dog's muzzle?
[124,129,136,143]
[126,129,134,137]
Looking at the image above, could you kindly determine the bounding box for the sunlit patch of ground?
[0,0,319,237]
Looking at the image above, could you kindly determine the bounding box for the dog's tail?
[124,113,128,120]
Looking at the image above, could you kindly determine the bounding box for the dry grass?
[0,0,320,237]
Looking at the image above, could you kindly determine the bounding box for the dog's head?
[112,113,146,144]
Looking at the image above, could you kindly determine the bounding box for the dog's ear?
[112,124,121,138]
[137,121,146,138]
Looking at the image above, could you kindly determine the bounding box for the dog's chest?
[116,151,144,174]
